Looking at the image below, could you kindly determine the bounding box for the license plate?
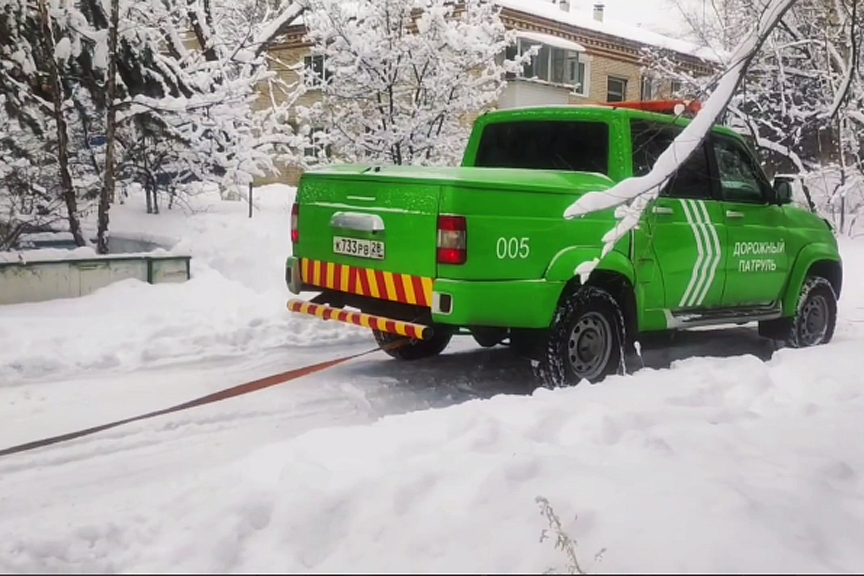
[333,236,385,260]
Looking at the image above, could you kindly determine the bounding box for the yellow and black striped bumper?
[287,299,432,340]
[300,258,433,307]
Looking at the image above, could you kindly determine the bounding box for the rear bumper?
[430,278,564,329]
[286,256,566,330]
[287,298,432,340]
[285,256,306,295]
[285,255,433,306]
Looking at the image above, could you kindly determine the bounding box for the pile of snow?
[0,184,368,385]
[0,234,864,573]
[0,240,862,573]
[2,179,863,573]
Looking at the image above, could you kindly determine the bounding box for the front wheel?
[532,286,626,388]
[787,276,837,348]
[373,327,453,360]
[759,276,837,347]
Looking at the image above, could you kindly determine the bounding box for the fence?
[0,254,191,305]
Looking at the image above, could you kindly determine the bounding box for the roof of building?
[495,0,726,63]
[275,0,726,65]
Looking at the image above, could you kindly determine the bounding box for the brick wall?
[585,54,642,103]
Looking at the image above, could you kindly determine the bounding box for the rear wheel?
[373,327,453,360]
[532,286,625,388]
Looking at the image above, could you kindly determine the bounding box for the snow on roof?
[516,29,586,52]
[495,0,725,63]
[279,0,725,63]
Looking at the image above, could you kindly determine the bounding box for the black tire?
[471,327,507,348]
[532,286,626,388]
[786,276,837,348]
[373,327,453,360]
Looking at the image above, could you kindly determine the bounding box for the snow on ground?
[0,185,368,386]
[1,187,864,573]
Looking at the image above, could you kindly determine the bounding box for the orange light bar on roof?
[600,99,702,116]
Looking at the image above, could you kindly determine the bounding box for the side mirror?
[773,177,794,205]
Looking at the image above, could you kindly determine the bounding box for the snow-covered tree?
[568,0,799,274]
[0,105,68,250]
[648,0,864,234]
[1,0,308,251]
[109,0,304,207]
[297,0,528,166]
[0,0,99,246]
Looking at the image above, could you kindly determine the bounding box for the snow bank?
[0,184,368,385]
[1,242,862,573]
[4,320,864,573]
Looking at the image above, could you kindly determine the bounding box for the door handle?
[330,211,385,233]
[726,210,745,219]
[652,206,674,215]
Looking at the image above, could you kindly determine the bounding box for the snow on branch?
[563,0,800,270]
[233,0,307,62]
[823,0,858,122]
[298,0,529,167]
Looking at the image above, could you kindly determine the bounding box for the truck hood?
[302,164,616,196]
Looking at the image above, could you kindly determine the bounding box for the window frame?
[640,76,657,101]
[505,38,586,92]
[303,54,332,88]
[474,119,613,175]
[629,119,717,202]
[303,127,332,164]
[571,57,590,97]
[606,76,628,102]
[707,133,774,205]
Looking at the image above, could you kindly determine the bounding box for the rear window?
[474,120,610,174]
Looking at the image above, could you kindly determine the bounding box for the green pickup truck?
[285,101,842,388]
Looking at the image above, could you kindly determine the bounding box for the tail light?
[437,215,467,265]
[291,202,299,244]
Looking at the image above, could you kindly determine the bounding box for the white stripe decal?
[678,199,705,308]
[687,199,714,308]
[694,200,722,306]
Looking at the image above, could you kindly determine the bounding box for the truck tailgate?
[296,173,440,286]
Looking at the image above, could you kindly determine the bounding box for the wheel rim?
[567,311,613,380]
[799,293,830,346]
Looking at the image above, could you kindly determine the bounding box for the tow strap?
[0,340,406,459]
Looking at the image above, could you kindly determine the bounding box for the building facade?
[258,0,715,186]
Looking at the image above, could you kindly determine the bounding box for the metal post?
[248,183,253,218]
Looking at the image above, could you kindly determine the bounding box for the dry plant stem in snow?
[536,496,591,575]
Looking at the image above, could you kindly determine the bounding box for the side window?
[712,137,767,203]
[631,120,713,200]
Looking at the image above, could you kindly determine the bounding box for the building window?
[566,57,589,96]
[303,55,331,87]
[303,127,331,163]
[506,38,584,91]
[670,80,683,95]
[607,76,628,102]
[640,76,657,101]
